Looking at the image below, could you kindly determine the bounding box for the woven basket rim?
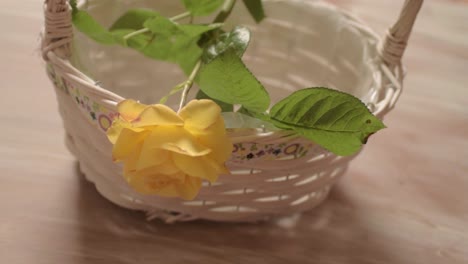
[49,0,403,134]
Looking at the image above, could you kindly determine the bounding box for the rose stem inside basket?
[178,0,238,112]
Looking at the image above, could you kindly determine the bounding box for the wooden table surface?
[1,0,467,263]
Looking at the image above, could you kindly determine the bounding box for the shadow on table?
[74,162,391,263]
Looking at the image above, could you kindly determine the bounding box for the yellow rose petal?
[106,119,129,144]
[196,118,233,163]
[135,143,169,171]
[154,185,182,198]
[107,117,147,144]
[154,158,180,175]
[112,127,150,161]
[172,153,221,182]
[126,173,163,195]
[179,99,221,132]
[117,99,147,122]
[123,143,143,176]
[133,105,184,127]
[135,173,200,200]
[175,175,202,200]
[132,163,179,178]
[129,172,185,197]
[145,127,212,157]
[149,173,200,200]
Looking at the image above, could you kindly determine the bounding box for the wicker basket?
[42,0,423,222]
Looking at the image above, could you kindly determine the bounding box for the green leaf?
[222,112,278,130]
[242,0,266,23]
[72,10,117,45]
[202,26,251,63]
[70,0,78,13]
[196,90,234,112]
[182,0,224,16]
[110,29,151,49]
[109,9,160,31]
[238,107,270,122]
[72,7,220,73]
[270,88,386,156]
[177,40,204,75]
[199,49,270,112]
[142,17,222,71]
[180,23,224,38]
[143,15,183,36]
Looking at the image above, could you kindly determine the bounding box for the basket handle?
[42,0,73,60]
[379,0,424,67]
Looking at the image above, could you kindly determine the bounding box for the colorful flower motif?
[98,114,112,131]
[106,99,233,200]
[230,141,311,162]
[256,150,265,157]
[284,143,300,155]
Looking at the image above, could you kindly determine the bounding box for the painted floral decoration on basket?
[42,0,423,222]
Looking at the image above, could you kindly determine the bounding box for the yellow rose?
[106,99,233,200]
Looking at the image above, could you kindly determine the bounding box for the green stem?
[197,0,237,48]
[178,60,203,111]
[170,11,192,22]
[123,28,149,41]
[177,0,237,109]
[214,0,237,23]
[123,11,192,41]
[159,82,186,104]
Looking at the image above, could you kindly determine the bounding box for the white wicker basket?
[42,0,423,222]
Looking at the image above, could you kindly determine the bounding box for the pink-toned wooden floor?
[0,0,467,263]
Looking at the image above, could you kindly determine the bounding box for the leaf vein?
[327,106,363,129]
[312,100,350,126]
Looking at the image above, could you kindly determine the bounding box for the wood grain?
[0,0,467,263]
